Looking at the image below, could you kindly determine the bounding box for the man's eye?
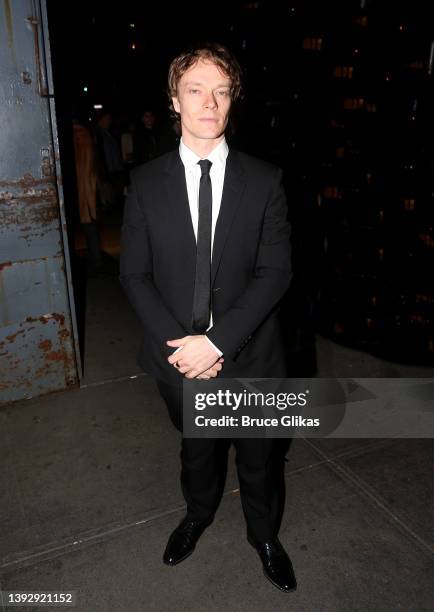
[217,91,229,96]
[189,89,200,94]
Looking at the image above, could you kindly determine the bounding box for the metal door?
[0,0,81,403]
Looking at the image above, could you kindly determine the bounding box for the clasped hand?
[166,335,223,379]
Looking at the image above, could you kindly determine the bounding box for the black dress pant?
[156,380,285,544]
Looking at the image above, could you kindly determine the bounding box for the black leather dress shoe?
[163,516,212,566]
[249,537,297,592]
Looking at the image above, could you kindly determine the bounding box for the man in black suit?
[120,43,296,592]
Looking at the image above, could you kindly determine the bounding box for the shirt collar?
[179,137,229,172]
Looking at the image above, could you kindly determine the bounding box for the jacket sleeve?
[119,170,187,351]
[206,167,292,359]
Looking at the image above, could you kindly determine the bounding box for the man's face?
[172,59,232,144]
[142,111,155,129]
[98,113,112,129]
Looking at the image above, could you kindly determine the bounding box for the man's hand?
[196,357,224,380]
[167,335,220,378]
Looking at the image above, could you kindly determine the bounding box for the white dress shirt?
[178,137,229,357]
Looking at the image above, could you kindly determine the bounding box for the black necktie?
[192,159,212,333]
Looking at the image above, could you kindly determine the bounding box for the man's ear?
[172,97,180,114]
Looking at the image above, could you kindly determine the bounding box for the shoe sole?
[263,568,297,593]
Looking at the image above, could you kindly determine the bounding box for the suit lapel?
[164,150,197,262]
[211,149,246,285]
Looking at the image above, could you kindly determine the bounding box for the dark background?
[46,0,434,370]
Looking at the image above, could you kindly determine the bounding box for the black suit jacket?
[119,148,292,383]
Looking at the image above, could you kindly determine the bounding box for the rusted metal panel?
[0,313,76,402]
[0,256,69,326]
[0,0,80,403]
[0,176,60,261]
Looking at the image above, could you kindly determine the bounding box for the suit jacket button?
[213,287,221,292]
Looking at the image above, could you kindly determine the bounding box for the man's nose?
[203,92,217,109]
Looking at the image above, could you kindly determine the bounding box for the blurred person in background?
[134,108,158,164]
[72,108,104,274]
[94,110,125,209]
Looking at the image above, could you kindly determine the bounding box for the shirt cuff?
[205,335,223,357]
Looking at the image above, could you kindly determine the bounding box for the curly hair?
[167,42,243,123]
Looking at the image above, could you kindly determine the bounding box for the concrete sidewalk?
[1,273,433,611]
[1,377,433,611]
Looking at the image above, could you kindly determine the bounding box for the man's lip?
[199,118,218,121]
